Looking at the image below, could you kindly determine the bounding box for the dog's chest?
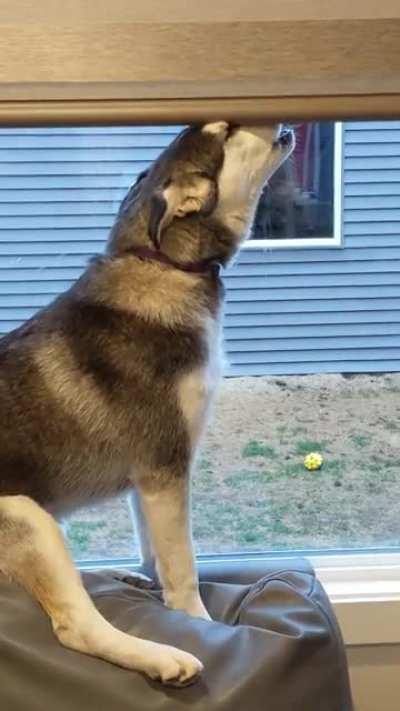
[177,319,222,446]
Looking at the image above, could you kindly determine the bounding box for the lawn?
[66,372,400,560]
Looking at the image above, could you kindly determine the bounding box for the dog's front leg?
[136,477,210,620]
[0,495,202,685]
[129,488,157,578]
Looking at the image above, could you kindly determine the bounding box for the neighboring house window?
[250,122,342,248]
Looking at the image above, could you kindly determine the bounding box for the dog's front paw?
[147,645,203,686]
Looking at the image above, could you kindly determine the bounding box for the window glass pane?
[252,122,336,241]
[0,121,399,563]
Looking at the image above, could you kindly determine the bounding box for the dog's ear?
[148,191,169,250]
[148,174,215,248]
[131,169,149,194]
[117,169,149,220]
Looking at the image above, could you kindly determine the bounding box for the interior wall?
[348,646,400,711]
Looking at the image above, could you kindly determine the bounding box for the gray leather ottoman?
[0,559,353,710]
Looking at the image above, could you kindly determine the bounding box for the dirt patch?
[67,372,400,560]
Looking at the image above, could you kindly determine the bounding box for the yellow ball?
[304,452,323,471]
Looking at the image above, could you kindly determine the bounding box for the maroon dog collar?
[124,246,222,277]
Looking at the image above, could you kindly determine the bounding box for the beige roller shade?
[0,0,399,124]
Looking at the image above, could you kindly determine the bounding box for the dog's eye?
[195,170,213,180]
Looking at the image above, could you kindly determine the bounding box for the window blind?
[0,1,398,124]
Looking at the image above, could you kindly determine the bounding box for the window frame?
[2,117,399,646]
[246,122,343,250]
[1,1,400,678]
[0,119,397,649]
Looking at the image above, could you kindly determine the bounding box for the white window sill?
[311,552,400,646]
[244,237,342,250]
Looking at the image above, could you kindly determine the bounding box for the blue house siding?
[0,125,182,336]
[224,121,400,375]
[0,122,399,376]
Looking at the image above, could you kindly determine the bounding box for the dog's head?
[110,122,294,261]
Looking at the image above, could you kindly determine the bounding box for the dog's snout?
[226,123,240,139]
[278,127,294,147]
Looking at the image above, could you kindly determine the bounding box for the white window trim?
[312,551,400,646]
[245,122,343,250]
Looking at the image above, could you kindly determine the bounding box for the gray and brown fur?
[0,121,294,685]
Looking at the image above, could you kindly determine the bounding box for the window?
[250,122,342,248]
[1,7,400,708]
[1,17,400,704]
[0,121,399,568]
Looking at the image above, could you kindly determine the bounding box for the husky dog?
[0,122,293,685]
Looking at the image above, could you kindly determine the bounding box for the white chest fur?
[177,317,223,450]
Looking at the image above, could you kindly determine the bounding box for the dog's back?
[0,254,218,510]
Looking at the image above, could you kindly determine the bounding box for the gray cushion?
[0,559,353,710]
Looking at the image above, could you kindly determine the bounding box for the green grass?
[369,455,400,469]
[67,520,105,555]
[278,457,345,480]
[351,434,372,448]
[360,460,395,475]
[194,457,215,490]
[281,461,307,478]
[242,440,278,459]
[198,458,213,471]
[322,459,345,475]
[223,469,273,489]
[294,439,328,455]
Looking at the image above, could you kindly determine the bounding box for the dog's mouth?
[277,126,294,148]
[271,126,295,166]
[226,123,240,140]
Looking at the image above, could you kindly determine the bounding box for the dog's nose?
[279,127,294,147]
[226,123,240,139]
